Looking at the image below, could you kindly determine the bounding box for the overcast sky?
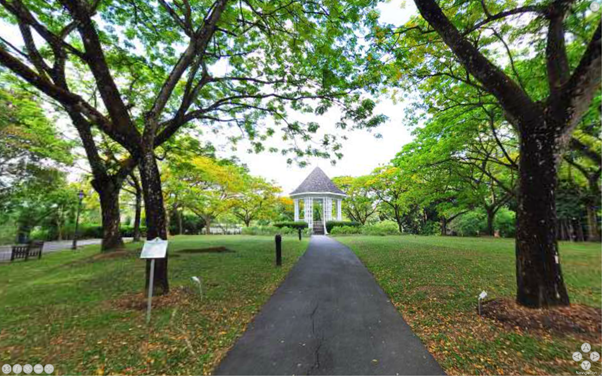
[205,0,419,193]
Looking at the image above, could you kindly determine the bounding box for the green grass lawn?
[334,235,602,375]
[0,235,308,375]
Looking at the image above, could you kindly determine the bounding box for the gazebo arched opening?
[290,167,346,235]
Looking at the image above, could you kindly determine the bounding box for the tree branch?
[463,5,545,35]
[546,1,572,93]
[60,0,140,147]
[0,45,118,140]
[558,22,601,133]
[569,137,601,164]
[414,0,538,127]
[147,0,229,127]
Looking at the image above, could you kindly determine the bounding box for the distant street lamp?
[71,190,85,250]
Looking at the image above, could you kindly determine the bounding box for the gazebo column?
[324,198,332,222]
[323,198,333,234]
[294,199,299,221]
[304,197,313,230]
[337,198,342,220]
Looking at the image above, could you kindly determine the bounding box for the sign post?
[275,235,282,266]
[140,238,168,324]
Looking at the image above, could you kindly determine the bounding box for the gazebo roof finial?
[290,167,346,197]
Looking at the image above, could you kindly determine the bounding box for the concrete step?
[313,221,325,234]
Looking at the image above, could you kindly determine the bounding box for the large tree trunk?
[440,217,447,236]
[574,218,585,242]
[486,207,495,236]
[139,151,169,296]
[133,190,142,242]
[515,128,570,308]
[93,178,125,251]
[56,213,63,241]
[395,210,403,234]
[166,206,172,237]
[177,209,183,235]
[557,219,567,241]
[586,204,600,242]
[585,179,600,241]
[205,216,212,235]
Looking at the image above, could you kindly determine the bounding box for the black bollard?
[275,234,282,266]
[298,228,302,241]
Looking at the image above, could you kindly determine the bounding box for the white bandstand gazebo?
[290,167,347,234]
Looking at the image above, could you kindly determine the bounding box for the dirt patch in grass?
[178,246,235,254]
[58,249,138,269]
[414,285,455,296]
[482,298,602,341]
[111,286,195,311]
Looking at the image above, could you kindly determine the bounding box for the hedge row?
[79,225,148,239]
[273,221,308,230]
[242,226,310,236]
[329,221,401,236]
[325,221,361,232]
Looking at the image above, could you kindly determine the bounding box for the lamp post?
[72,190,85,250]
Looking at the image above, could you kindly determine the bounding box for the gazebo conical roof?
[290,167,346,197]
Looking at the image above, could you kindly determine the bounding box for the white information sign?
[140,238,168,259]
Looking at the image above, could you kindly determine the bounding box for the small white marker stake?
[478,291,487,316]
[192,276,203,300]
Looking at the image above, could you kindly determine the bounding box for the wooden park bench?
[11,241,44,262]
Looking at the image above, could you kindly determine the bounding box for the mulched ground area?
[482,298,602,342]
[112,287,196,311]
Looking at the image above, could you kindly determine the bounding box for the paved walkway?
[215,235,444,375]
[0,238,133,263]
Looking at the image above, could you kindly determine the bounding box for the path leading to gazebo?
[215,235,444,375]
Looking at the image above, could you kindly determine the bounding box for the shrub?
[70,225,148,239]
[361,220,400,236]
[80,225,104,239]
[325,220,361,232]
[330,225,362,235]
[449,211,486,237]
[169,214,205,235]
[494,208,516,238]
[29,228,51,241]
[420,221,440,235]
[0,222,18,245]
[273,221,308,230]
[120,225,148,237]
[22,224,151,242]
[242,226,310,236]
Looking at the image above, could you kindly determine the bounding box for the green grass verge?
[0,235,308,375]
[334,235,601,375]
